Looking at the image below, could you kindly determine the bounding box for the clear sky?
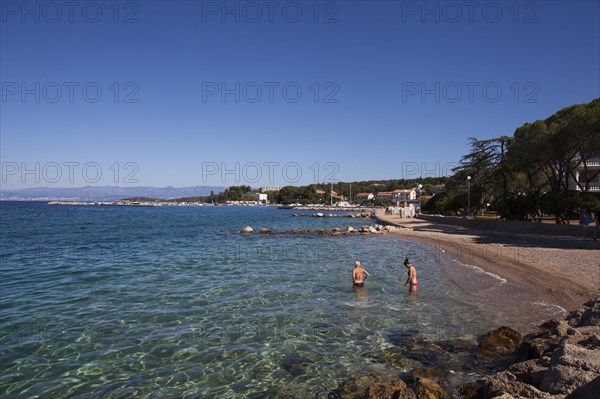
[1,0,599,189]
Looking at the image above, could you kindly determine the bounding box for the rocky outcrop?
[477,326,522,361]
[414,377,451,399]
[457,298,600,399]
[271,300,598,399]
[317,300,597,399]
[239,225,390,236]
[457,371,555,399]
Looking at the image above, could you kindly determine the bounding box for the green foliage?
[495,195,542,222]
[437,98,600,221]
[539,191,600,223]
[218,185,252,201]
[422,191,465,215]
[274,185,322,204]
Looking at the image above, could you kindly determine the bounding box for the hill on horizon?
[0,185,228,201]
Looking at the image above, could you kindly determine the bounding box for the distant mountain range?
[0,186,227,201]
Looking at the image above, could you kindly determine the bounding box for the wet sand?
[376,210,600,313]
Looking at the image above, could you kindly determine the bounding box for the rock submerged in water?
[240,226,253,233]
[477,326,522,361]
[368,379,416,399]
[259,228,271,234]
[414,377,451,399]
[334,368,450,399]
[280,356,313,377]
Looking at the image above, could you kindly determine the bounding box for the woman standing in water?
[403,258,418,294]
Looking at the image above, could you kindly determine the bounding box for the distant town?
[45,180,448,214]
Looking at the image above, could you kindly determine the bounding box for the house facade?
[376,191,393,200]
[392,188,417,201]
[355,192,374,201]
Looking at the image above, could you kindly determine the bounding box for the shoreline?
[374,210,599,314]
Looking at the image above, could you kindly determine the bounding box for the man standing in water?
[352,261,369,287]
[403,258,418,294]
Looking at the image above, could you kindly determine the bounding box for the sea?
[0,202,566,398]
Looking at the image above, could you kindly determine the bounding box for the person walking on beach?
[579,208,593,240]
[403,258,418,294]
[352,261,369,287]
[594,209,600,241]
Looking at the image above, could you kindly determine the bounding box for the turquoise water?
[0,203,563,398]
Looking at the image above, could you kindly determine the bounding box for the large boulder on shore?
[508,358,548,387]
[538,343,600,395]
[550,343,600,373]
[539,364,598,395]
[457,371,554,399]
[458,298,600,399]
[240,226,253,233]
[567,298,600,327]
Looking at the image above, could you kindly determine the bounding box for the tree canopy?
[424,98,600,221]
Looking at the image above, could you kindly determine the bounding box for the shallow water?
[0,203,564,398]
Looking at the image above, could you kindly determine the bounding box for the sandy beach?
[376,210,600,312]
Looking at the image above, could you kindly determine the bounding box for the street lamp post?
[417,184,423,214]
[467,176,471,216]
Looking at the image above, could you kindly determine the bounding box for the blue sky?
[1,0,599,189]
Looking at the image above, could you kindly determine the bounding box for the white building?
[569,157,600,191]
[260,187,281,193]
[392,188,417,201]
[391,188,421,213]
[243,192,269,203]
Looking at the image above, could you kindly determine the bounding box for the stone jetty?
[291,212,376,218]
[239,225,403,236]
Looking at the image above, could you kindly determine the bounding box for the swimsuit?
[408,267,418,289]
[353,282,364,287]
